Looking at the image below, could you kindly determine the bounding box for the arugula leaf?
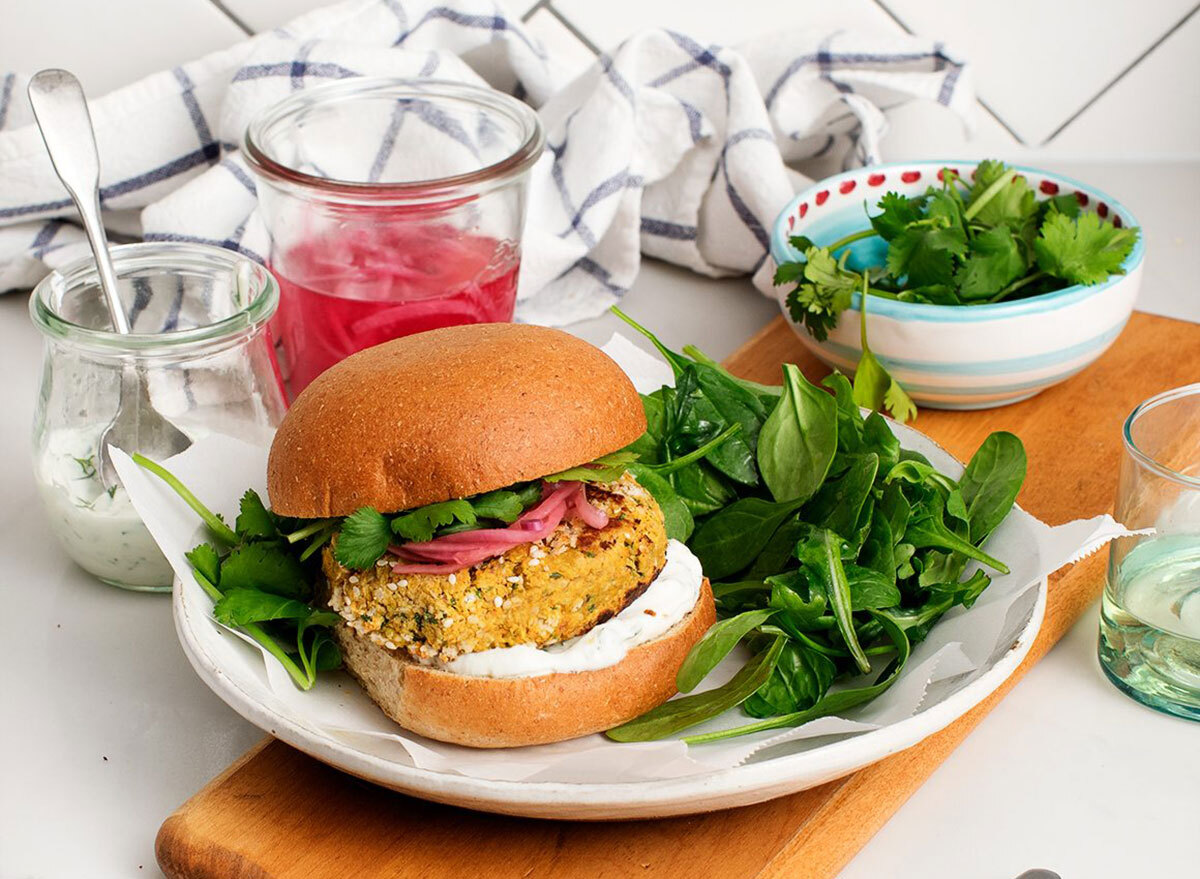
[1035,210,1138,285]
[219,542,309,599]
[235,489,277,539]
[794,527,871,674]
[391,499,477,543]
[333,507,391,570]
[606,636,786,742]
[186,543,221,586]
[684,613,911,744]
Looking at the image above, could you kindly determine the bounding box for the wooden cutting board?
[157,311,1199,879]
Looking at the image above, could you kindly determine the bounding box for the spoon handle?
[27,69,129,334]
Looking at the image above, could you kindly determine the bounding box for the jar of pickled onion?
[244,78,544,396]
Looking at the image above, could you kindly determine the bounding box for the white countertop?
[2,160,1198,879]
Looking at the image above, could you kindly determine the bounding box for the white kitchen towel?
[0,0,974,324]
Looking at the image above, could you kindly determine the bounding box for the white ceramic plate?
[173,521,1046,815]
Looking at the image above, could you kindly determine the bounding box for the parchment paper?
[112,333,1135,783]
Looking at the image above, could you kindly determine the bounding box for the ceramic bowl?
[769,160,1144,409]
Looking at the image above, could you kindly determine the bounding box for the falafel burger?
[266,323,715,748]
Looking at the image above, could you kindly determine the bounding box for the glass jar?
[243,77,544,396]
[1100,383,1200,719]
[30,242,287,592]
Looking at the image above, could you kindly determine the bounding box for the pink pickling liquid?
[272,222,520,395]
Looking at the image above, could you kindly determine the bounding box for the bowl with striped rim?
[769,160,1144,409]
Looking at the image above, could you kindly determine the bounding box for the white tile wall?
[2,0,1196,161]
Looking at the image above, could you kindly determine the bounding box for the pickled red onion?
[389,481,608,575]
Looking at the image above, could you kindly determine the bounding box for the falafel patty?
[324,473,667,663]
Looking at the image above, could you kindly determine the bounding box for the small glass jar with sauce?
[243,77,544,397]
[30,242,287,591]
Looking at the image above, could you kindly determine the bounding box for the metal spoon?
[28,69,191,491]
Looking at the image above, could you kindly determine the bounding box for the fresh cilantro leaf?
[186,543,221,586]
[546,450,640,483]
[1040,193,1081,221]
[956,227,1026,299]
[391,499,477,543]
[333,507,392,570]
[886,225,966,288]
[781,246,863,342]
[870,192,926,240]
[235,489,277,539]
[773,260,804,285]
[470,489,527,524]
[926,188,966,233]
[966,160,1036,228]
[852,290,916,424]
[220,542,309,599]
[1035,211,1138,285]
[883,380,917,424]
[213,588,315,626]
[899,284,960,305]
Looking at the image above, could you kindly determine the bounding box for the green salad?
[607,310,1026,743]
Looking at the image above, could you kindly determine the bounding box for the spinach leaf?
[801,452,879,541]
[757,363,837,504]
[690,496,805,580]
[959,431,1026,543]
[743,641,838,717]
[627,463,694,542]
[606,636,786,742]
[858,510,895,584]
[843,564,902,610]
[676,608,777,692]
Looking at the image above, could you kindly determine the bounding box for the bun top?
[267,323,647,517]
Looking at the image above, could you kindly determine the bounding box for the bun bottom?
[333,580,716,748]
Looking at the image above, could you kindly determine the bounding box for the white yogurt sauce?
[442,539,704,679]
[35,428,174,588]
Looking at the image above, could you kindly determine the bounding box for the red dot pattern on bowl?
[785,167,1131,249]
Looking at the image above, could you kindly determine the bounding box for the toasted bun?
[332,580,715,748]
[267,323,646,518]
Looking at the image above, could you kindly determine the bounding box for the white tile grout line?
[1040,2,1200,146]
[872,0,1200,149]
[869,0,1027,145]
[203,0,255,35]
